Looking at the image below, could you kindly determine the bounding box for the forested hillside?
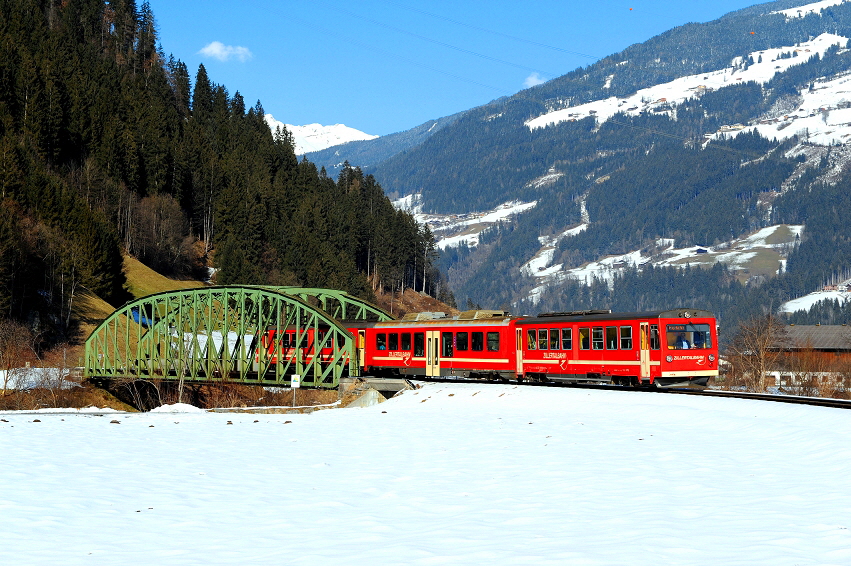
[0,0,443,344]
[346,0,851,331]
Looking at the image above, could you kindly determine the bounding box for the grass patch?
[123,255,205,299]
[765,224,797,246]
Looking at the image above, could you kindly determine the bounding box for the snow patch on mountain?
[264,114,377,155]
[523,225,804,305]
[774,0,849,20]
[711,67,851,145]
[392,197,538,250]
[526,34,849,135]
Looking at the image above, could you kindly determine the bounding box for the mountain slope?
[365,0,851,329]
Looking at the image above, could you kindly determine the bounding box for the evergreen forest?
[0,0,442,344]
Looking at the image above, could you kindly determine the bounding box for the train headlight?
[709,354,716,362]
[666,355,673,363]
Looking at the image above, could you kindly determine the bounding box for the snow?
[401,200,538,250]
[148,402,208,413]
[774,0,849,19]
[526,34,850,136]
[3,382,851,565]
[264,114,378,155]
[780,290,851,312]
[0,367,77,391]
[522,225,803,305]
[715,68,851,146]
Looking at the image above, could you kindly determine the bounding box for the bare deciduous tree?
[726,314,787,392]
[0,319,32,396]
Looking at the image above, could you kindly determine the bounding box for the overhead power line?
[308,0,560,77]
[378,0,601,61]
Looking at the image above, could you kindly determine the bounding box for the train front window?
[667,323,713,349]
[592,327,604,350]
[549,328,559,349]
[414,333,425,357]
[487,332,500,352]
[376,333,387,350]
[456,332,469,351]
[620,326,633,350]
[562,328,572,350]
[606,326,618,349]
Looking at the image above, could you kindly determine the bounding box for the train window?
[620,326,633,350]
[414,333,425,357]
[376,333,387,350]
[442,333,454,357]
[579,327,590,350]
[666,323,713,349]
[650,325,660,350]
[388,333,399,351]
[549,328,559,349]
[472,332,484,351]
[606,326,618,349]
[538,329,548,350]
[401,333,411,351]
[456,332,469,351]
[562,328,572,350]
[487,332,500,351]
[592,327,604,350]
[527,329,537,350]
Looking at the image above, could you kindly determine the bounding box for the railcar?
[358,311,518,380]
[256,326,347,367]
[515,309,718,387]
[359,309,718,387]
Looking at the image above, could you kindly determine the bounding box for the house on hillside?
[767,325,851,388]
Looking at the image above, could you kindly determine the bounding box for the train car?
[515,309,718,387]
[360,308,718,387]
[359,311,519,379]
[256,326,347,368]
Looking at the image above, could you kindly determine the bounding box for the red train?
[351,308,718,387]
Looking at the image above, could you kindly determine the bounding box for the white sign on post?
[291,374,301,389]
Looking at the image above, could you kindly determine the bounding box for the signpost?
[291,374,300,408]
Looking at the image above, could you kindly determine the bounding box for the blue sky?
[151,0,770,136]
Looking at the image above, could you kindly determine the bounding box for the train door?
[357,330,366,369]
[515,328,523,377]
[639,322,650,380]
[426,330,441,377]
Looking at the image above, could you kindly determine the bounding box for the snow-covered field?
[3,382,850,565]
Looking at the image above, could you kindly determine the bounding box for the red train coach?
[359,308,718,387]
[357,310,518,380]
[516,309,718,387]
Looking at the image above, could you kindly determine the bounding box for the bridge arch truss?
[85,286,361,388]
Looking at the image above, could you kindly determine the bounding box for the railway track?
[410,376,851,410]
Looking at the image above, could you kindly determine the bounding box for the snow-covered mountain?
[264,114,377,155]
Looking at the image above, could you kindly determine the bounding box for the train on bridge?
[263,308,718,388]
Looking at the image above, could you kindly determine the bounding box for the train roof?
[517,309,714,325]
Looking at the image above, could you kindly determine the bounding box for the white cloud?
[524,72,547,88]
[198,41,253,62]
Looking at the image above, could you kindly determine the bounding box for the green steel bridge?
[85,286,393,388]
